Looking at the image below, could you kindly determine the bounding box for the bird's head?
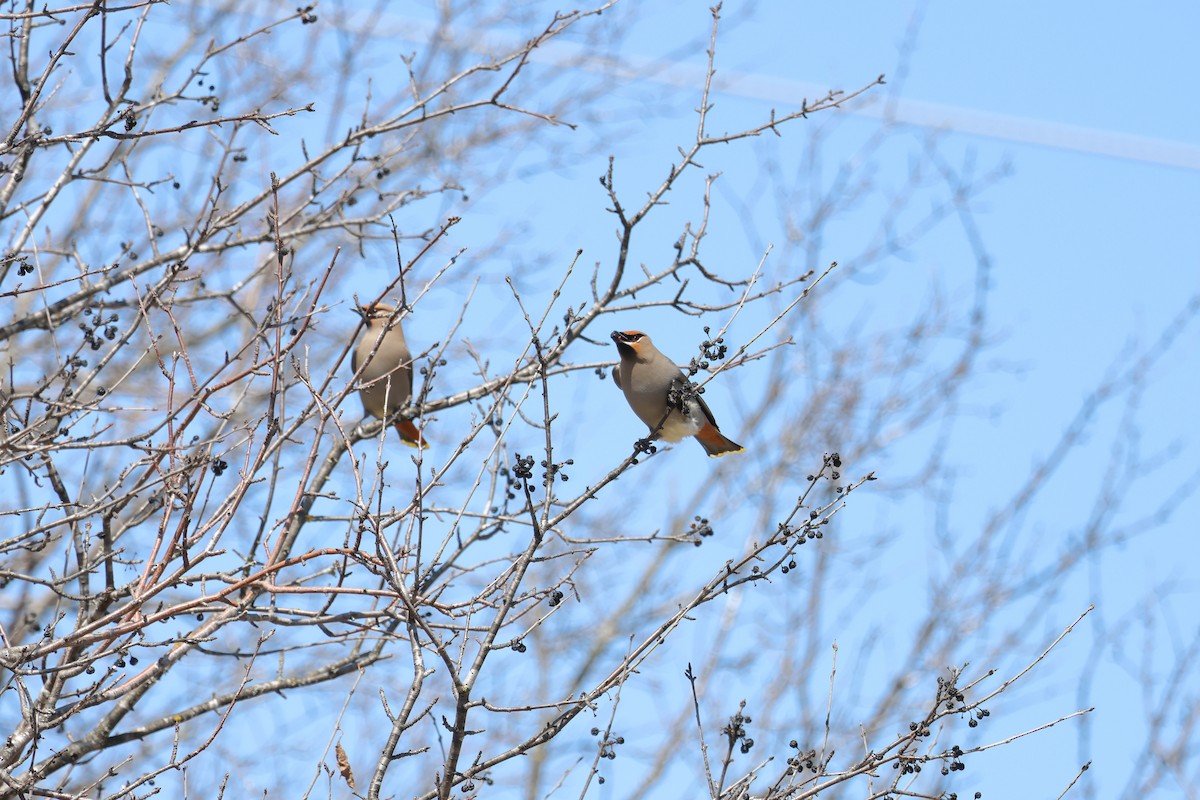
[356,303,398,326]
[611,330,649,358]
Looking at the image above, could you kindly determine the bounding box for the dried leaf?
[335,742,355,789]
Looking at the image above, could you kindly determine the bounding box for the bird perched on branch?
[352,302,425,448]
[611,330,743,457]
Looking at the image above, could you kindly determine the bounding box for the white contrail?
[512,28,1200,171]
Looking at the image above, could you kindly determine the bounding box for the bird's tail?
[695,423,744,457]
[394,418,427,449]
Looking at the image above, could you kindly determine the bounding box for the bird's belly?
[657,410,703,442]
[629,397,703,442]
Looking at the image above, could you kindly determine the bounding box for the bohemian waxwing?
[611,330,743,457]
[352,303,425,448]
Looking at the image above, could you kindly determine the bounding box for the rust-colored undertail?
[694,421,744,458]
[394,417,427,449]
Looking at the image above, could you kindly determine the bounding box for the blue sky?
[8,1,1194,796]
